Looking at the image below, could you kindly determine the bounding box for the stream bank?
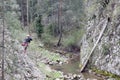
[27,36,118,80]
[33,46,104,80]
[49,52,104,80]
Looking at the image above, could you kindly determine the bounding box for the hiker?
[21,35,32,53]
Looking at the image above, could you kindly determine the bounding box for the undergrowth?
[91,68,120,80]
[38,62,63,80]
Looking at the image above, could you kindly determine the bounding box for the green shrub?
[118,41,120,45]
[5,11,26,41]
[35,15,44,37]
[102,44,110,55]
[6,11,21,31]
[41,33,54,46]
[63,35,75,47]
[47,23,56,36]
[63,29,84,48]
[12,30,27,42]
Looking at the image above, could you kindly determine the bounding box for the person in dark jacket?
[22,35,32,53]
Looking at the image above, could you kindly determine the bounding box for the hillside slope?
[0,19,45,80]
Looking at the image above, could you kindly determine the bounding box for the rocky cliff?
[81,0,120,75]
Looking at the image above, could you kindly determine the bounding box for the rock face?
[80,0,120,76]
[0,20,45,80]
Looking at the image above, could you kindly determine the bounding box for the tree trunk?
[21,0,27,26]
[27,0,29,26]
[37,0,40,17]
[21,0,24,29]
[1,0,5,79]
[57,0,63,46]
[30,0,33,23]
[27,0,30,34]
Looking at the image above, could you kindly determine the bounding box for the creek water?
[51,53,103,80]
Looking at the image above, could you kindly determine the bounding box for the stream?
[50,53,104,80]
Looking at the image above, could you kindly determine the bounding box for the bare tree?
[27,0,29,26]
[21,0,24,29]
[57,0,63,46]
[1,0,5,79]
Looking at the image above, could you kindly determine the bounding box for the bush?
[41,33,54,46]
[47,23,55,36]
[5,11,27,42]
[6,11,21,31]
[102,44,110,55]
[63,35,75,48]
[63,29,84,48]
[35,15,44,37]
